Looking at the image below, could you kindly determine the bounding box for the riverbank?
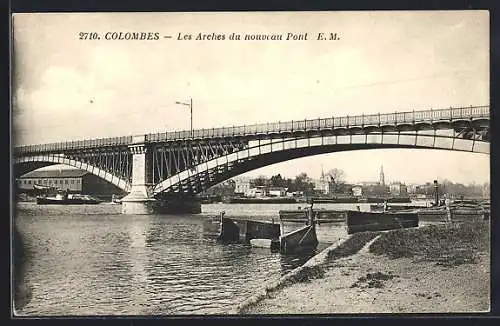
[240,221,490,314]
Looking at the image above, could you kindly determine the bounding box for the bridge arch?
[14,155,131,191]
[153,132,489,195]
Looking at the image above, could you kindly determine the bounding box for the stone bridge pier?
[121,136,157,214]
[121,135,201,215]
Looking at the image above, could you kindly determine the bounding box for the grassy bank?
[242,220,490,314]
[369,221,489,267]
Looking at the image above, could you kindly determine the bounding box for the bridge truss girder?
[150,138,248,187]
[152,126,489,197]
[14,116,489,197]
[64,147,133,185]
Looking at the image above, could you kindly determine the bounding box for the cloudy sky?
[12,11,489,184]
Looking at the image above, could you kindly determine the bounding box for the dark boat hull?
[217,217,281,243]
[154,200,202,214]
[279,224,318,253]
[346,210,419,234]
[36,197,101,205]
[417,206,488,222]
[310,197,358,203]
[387,197,412,203]
[362,197,411,203]
[279,209,345,222]
[370,204,424,212]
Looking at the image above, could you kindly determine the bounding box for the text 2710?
[79,32,100,40]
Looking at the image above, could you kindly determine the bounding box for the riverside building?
[16,168,125,198]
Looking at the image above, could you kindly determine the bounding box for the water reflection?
[127,217,149,313]
[14,202,351,315]
[201,217,320,275]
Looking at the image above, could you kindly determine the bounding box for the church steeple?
[379,165,385,186]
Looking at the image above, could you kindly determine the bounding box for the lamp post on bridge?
[175,98,193,138]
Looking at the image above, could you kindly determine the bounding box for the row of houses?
[15,168,414,200]
[233,176,409,198]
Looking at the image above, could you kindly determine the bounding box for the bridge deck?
[14,105,489,154]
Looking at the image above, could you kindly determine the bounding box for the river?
[14,202,371,315]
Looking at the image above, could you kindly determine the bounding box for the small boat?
[33,183,56,191]
[279,224,318,253]
[36,193,101,205]
[279,202,319,253]
[216,201,320,253]
[110,194,122,204]
[345,210,419,234]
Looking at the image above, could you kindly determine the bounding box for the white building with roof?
[16,168,125,197]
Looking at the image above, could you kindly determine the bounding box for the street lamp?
[175,98,193,137]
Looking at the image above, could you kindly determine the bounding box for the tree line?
[251,169,346,195]
[415,180,489,198]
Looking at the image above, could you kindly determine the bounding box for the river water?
[14,202,371,316]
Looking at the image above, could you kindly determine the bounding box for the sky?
[12,11,490,185]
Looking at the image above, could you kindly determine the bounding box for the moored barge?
[345,210,419,234]
[36,193,101,205]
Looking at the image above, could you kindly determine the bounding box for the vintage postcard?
[12,11,490,316]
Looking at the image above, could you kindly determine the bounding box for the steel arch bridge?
[13,105,489,208]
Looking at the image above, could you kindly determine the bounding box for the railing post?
[291,120,294,131]
[361,114,364,127]
[450,106,453,121]
[378,113,381,126]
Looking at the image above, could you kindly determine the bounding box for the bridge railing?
[15,135,134,154]
[15,105,489,154]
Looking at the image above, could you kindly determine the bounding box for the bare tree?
[251,175,269,187]
[326,168,346,184]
